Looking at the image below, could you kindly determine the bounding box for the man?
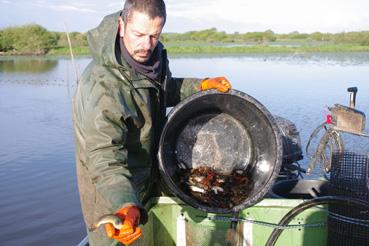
[73,0,231,245]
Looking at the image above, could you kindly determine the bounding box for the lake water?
[1,53,369,245]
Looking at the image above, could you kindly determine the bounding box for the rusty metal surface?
[330,104,366,134]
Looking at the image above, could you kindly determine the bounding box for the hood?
[87,11,122,68]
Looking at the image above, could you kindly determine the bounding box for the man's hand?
[201,77,231,93]
[105,205,142,245]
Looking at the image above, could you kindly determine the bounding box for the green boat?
[79,195,328,246]
[78,88,369,246]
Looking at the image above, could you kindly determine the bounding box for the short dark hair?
[122,0,166,25]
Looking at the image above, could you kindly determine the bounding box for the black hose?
[265,196,369,246]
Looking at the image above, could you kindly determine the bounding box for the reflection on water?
[1,54,369,245]
[0,57,58,73]
[255,52,369,66]
[170,51,369,65]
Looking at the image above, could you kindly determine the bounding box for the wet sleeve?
[83,79,147,222]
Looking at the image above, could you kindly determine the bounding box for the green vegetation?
[0,24,87,55]
[1,25,369,56]
[0,24,57,54]
[47,46,90,56]
[161,28,278,43]
[165,44,369,55]
[161,28,369,45]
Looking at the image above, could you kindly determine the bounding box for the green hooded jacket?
[72,11,201,245]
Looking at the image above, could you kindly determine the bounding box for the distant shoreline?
[1,43,369,57]
[2,25,369,56]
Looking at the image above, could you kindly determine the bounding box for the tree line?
[1,24,369,55]
[161,28,369,45]
[0,24,87,55]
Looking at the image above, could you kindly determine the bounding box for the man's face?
[121,11,164,63]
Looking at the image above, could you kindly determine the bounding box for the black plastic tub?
[158,89,284,213]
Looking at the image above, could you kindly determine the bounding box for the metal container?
[330,104,366,134]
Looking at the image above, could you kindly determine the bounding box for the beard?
[133,49,153,63]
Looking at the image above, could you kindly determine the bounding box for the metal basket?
[328,151,369,246]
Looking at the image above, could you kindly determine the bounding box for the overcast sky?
[1,0,369,34]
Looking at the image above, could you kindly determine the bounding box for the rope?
[197,215,326,230]
[305,122,344,174]
[328,211,369,227]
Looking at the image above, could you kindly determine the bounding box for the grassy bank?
[47,46,90,56]
[2,43,369,57]
[2,24,369,56]
[32,43,369,56]
[165,43,369,54]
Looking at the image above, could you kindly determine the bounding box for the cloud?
[1,0,369,33]
[1,0,100,13]
[164,0,369,33]
[28,2,98,13]
[107,2,123,8]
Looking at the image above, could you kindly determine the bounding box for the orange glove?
[105,205,142,245]
[201,76,231,93]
